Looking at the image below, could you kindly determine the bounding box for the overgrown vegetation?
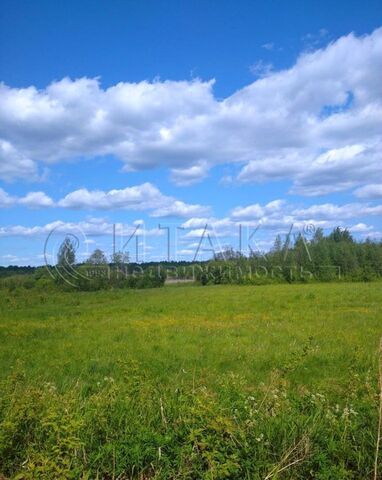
[0,264,166,292]
[195,227,382,285]
[1,227,381,292]
[0,283,381,478]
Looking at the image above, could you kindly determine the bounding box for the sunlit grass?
[0,282,381,478]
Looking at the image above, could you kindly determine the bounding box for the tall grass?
[0,283,381,478]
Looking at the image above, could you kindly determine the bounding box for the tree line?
[196,227,382,284]
[1,227,381,290]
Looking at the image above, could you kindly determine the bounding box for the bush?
[53,265,166,291]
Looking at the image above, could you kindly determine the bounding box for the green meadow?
[0,282,381,479]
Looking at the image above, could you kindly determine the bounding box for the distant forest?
[198,227,382,284]
[1,227,382,289]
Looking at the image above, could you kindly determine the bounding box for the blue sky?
[0,0,382,265]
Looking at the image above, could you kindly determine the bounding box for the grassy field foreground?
[0,282,381,479]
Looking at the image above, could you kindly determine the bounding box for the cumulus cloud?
[0,77,217,180]
[0,188,55,208]
[349,223,374,233]
[183,227,228,239]
[58,182,210,217]
[0,27,380,196]
[179,199,382,240]
[0,188,54,208]
[0,187,16,207]
[231,200,286,220]
[19,191,54,208]
[228,200,382,234]
[354,184,382,199]
[0,140,38,181]
[289,143,382,196]
[170,162,209,186]
[0,218,162,238]
[58,183,162,210]
[150,200,210,218]
[180,217,234,239]
[0,183,210,217]
[1,198,381,251]
[291,202,382,220]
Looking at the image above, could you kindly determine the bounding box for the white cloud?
[291,202,382,220]
[0,140,38,181]
[289,143,382,196]
[0,188,54,208]
[150,200,210,218]
[354,184,382,199]
[231,199,285,220]
[58,183,161,210]
[0,27,380,197]
[261,43,275,51]
[58,182,210,217]
[0,182,211,218]
[0,187,16,207]
[170,162,209,185]
[181,217,211,229]
[1,198,381,252]
[349,223,374,233]
[177,200,382,238]
[183,228,227,239]
[0,183,210,217]
[359,230,382,240]
[228,201,382,232]
[0,218,163,238]
[19,191,54,208]
[0,77,216,180]
[181,216,234,233]
[176,249,195,255]
[0,254,30,265]
[174,218,235,243]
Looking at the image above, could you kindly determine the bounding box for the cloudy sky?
[0,0,382,265]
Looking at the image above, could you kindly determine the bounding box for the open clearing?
[0,282,381,479]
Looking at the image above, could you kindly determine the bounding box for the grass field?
[0,282,381,479]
